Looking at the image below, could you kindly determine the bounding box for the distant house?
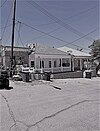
[1,46,29,68]
[29,44,71,73]
[58,46,91,71]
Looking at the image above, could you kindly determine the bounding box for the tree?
[89,39,100,74]
[89,39,100,60]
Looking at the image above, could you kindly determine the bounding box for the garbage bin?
[85,71,92,79]
[34,73,41,80]
[20,72,30,82]
[43,72,51,81]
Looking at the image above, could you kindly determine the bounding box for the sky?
[0,0,99,52]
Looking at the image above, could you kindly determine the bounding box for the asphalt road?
[0,77,100,131]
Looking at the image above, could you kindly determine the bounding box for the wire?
[24,0,97,42]
[24,26,62,44]
[62,27,100,47]
[29,4,98,29]
[26,0,95,42]
[1,0,13,41]
[16,20,99,51]
[0,0,8,8]
[0,23,17,30]
[64,5,98,21]
[16,21,25,47]
[4,32,11,45]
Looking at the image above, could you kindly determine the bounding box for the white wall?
[29,53,71,72]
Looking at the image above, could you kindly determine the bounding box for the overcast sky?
[0,0,99,52]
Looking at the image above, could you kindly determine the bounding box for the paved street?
[0,77,100,131]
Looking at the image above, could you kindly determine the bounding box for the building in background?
[58,46,91,71]
[29,44,71,73]
[0,44,92,73]
[1,46,29,68]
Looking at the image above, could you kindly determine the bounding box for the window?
[59,59,61,67]
[62,58,70,67]
[42,61,44,68]
[49,61,51,68]
[54,60,57,67]
[31,61,34,67]
[40,60,44,68]
[40,61,41,68]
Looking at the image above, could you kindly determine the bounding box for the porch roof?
[58,46,91,57]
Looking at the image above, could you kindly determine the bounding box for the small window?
[54,60,57,67]
[31,61,34,67]
[40,61,41,68]
[62,58,70,67]
[59,59,61,67]
[40,61,44,68]
[42,61,44,68]
[49,61,51,68]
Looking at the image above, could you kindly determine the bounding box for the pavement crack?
[1,94,18,131]
[1,93,98,131]
[26,99,98,130]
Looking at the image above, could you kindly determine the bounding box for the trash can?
[31,73,35,81]
[20,72,30,82]
[34,73,41,80]
[43,72,51,81]
[85,71,92,79]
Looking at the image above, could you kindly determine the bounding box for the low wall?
[52,71,83,79]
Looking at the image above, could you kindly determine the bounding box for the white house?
[29,44,71,73]
[58,46,91,71]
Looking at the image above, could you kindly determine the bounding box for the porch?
[29,54,71,73]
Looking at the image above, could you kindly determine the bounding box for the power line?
[0,23,17,30]
[16,20,99,51]
[24,1,97,44]
[30,5,98,28]
[24,26,99,47]
[64,5,98,21]
[24,26,62,44]
[62,27,100,47]
[16,22,25,47]
[1,0,13,41]
[26,0,95,42]
[0,0,8,8]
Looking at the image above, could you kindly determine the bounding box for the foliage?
[89,39,100,57]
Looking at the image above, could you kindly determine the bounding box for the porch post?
[80,59,82,70]
[87,59,89,69]
[51,58,53,73]
[69,58,71,71]
[35,57,36,69]
[44,58,45,72]
[40,57,43,73]
[29,55,31,68]
[61,58,63,72]
[72,58,74,71]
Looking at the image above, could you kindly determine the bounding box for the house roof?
[3,46,29,52]
[58,46,91,57]
[32,44,69,56]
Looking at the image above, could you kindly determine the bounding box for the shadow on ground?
[0,86,13,90]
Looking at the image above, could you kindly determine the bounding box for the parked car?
[0,70,9,89]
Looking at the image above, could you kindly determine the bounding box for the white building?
[29,44,71,73]
[58,46,91,71]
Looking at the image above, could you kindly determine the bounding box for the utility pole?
[11,0,16,70]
